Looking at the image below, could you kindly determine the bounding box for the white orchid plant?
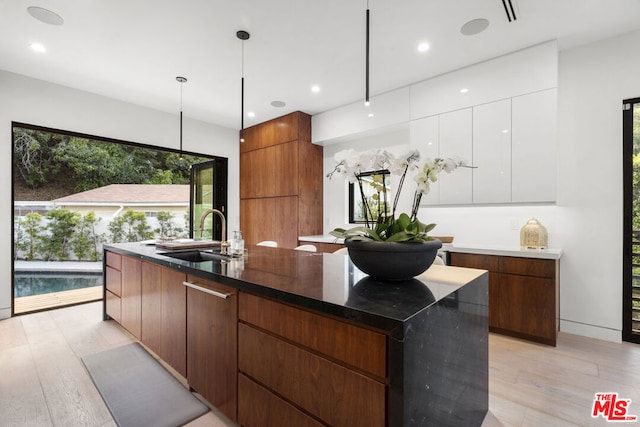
[327,148,469,242]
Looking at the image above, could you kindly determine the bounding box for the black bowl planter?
[344,239,443,281]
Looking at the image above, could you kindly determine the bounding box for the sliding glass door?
[190,160,227,240]
[623,97,640,343]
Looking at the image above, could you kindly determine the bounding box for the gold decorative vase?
[520,218,548,249]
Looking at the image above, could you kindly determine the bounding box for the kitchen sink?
[159,250,235,262]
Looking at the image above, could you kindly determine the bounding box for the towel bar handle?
[183,281,232,300]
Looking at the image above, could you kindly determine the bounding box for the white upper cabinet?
[472,99,512,203]
[439,109,473,204]
[410,115,440,205]
[511,89,557,203]
[410,41,557,120]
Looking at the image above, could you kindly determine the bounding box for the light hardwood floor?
[1,301,639,426]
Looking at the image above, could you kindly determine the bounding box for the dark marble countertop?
[104,242,486,336]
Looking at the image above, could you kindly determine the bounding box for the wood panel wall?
[240,111,323,248]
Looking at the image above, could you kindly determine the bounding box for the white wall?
[555,29,640,341]
[0,70,239,318]
[322,30,640,342]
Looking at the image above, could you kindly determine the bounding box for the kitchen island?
[103,242,489,427]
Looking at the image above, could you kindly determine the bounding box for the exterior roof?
[53,184,189,205]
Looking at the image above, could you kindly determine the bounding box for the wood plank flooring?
[1,301,639,426]
[14,286,103,314]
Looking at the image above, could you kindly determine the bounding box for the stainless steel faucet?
[199,209,228,253]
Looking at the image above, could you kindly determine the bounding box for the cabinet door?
[141,262,162,355]
[439,108,473,204]
[105,290,121,323]
[490,272,557,343]
[240,141,299,199]
[105,266,122,296]
[512,88,557,203]
[239,323,385,427]
[186,277,237,422]
[240,196,298,247]
[238,374,324,427]
[120,256,141,339]
[161,268,187,377]
[473,99,512,203]
[410,115,440,205]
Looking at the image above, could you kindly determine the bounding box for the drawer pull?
[183,281,232,299]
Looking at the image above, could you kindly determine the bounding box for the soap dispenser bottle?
[231,230,244,256]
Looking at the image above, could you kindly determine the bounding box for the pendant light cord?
[365,0,370,106]
[176,76,187,158]
[241,39,245,141]
[237,30,250,143]
[180,81,183,152]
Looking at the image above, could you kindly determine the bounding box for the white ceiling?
[1,0,640,131]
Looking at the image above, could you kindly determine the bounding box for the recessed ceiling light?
[502,129,509,134]
[460,18,489,36]
[30,42,46,53]
[247,111,255,118]
[311,85,320,93]
[460,88,469,94]
[27,6,64,25]
[417,42,430,53]
[368,113,374,118]
[270,100,286,108]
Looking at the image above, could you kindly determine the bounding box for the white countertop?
[299,235,561,260]
[446,244,561,260]
[299,235,344,244]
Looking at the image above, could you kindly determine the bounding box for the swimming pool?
[14,272,103,297]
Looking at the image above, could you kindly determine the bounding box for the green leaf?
[386,231,412,242]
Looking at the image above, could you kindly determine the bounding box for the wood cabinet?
[186,275,237,422]
[104,252,122,323]
[241,197,298,249]
[240,141,299,198]
[238,373,324,427]
[238,292,386,427]
[161,268,187,377]
[240,111,323,248]
[120,255,142,339]
[449,252,559,345]
[140,262,187,377]
[140,261,162,354]
[105,254,186,376]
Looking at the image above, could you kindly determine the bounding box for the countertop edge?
[299,235,562,259]
[446,245,562,260]
[103,243,408,333]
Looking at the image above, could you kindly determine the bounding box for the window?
[11,122,227,314]
[348,169,391,223]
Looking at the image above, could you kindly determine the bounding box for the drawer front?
[105,290,121,323]
[239,292,386,379]
[105,266,122,296]
[450,252,556,278]
[238,373,324,427]
[490,272,557,342]
[105,251,122,270]
[239,323,385,427]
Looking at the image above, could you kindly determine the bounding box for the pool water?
[14,273,103,297]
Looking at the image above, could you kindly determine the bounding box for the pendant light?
[237,30,250,143]
[176,76,187,159]
[365,0,370,106]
